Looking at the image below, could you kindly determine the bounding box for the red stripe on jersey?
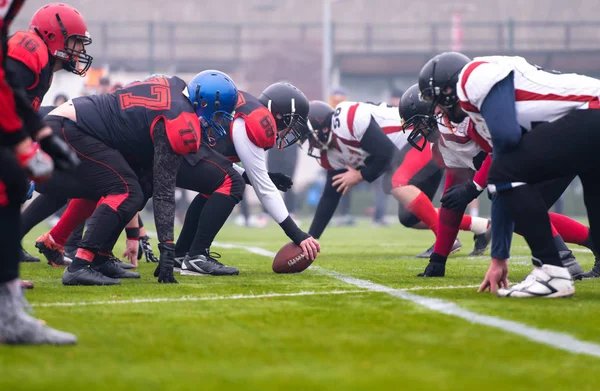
[459,61,488,101]
[466,122,492,153]
[346,103,360,137]
[459,99,480,113]
[381,126,402,135]
[515,89,600,104]
[320,152,334,171]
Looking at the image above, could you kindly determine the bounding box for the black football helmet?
[259,82,310,149]
[306,100,334,158]
[418,52,471,116]
[399,84,439,152]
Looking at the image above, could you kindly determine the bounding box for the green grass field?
[3,219,600,391]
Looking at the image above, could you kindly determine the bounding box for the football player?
[304,99,490,256]
[419,52,600,297]
[7,3,92,263]
[176,82,321,269]
[401,84,587,278]
[31,72,213,286]
[0,0,78,345]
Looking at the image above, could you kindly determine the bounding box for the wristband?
[125,227,140,240]
[279,216,310,245]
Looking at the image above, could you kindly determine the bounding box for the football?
[272,242,314,273]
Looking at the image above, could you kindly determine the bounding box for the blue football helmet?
[187,70,238,144]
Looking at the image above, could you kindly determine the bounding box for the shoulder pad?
[234,106,276,149]
[155,112,201,155]
[7,31,48,87]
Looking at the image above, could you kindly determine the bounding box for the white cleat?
[497,264,575,298]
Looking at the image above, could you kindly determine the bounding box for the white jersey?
[435,116,483,170]
[319,101,405,171]
[457,55,600,150]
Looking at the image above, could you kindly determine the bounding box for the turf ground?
[3,219,600,391]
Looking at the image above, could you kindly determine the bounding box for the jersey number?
[260,116,275,138]
[119,78,171,111]
[18,35,40,53]
[332,107,342,129]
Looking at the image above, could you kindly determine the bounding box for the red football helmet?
[29,3,92,76]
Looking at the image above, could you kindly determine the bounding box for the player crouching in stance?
[304,99,490,256]
[418,52,600,297]
[32,73,220,285]
[175,82,320,271]
[401,84,585,278]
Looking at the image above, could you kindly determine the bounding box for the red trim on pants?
[391,146,433,188]
[202,158,233,196]
[61,126,130,212]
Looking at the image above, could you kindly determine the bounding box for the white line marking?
[33,290,366,308]
[215,242,600,358]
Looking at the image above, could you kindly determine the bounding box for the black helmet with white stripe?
[259,82,310,149]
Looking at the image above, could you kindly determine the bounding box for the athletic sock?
[433,207,466,260]
[49,199,96,247]
[548,212,590,246]
[405,192,439,235]
[459,216,489,235]
[189,193,237,256]
[68,248,95,272]
[175,194,209,257]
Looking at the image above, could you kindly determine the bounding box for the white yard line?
[33,289,367,308]
[213,242,600,358]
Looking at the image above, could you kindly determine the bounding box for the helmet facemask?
[305,120,333,159]
[192,86,234,146]
[270,98,307,150]
[403,113,439,152]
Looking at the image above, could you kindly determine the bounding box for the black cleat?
[559,250,584,280]
[20,247,40,263]
[108,254,137,270]
[92,259,140,279]
[416,239,461,259]
[35,233,71,267]
[582,259,600,279]
[469,228,491,256]
[180,252,239,276]
[62,266,121,286]
[417,262,446,277]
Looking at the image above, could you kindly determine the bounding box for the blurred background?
[16,0,597,225]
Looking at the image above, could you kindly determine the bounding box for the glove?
[16,143,54,182]
[23,181,35,203]
[39,133,80,171]
[440,181,483,211]
[268,172,293,192]
[139,235,159,263]
[154,242,178,283]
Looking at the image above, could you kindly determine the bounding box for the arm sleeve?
[490,193,514,260]
[232,118,289,223]
[152,120,182,243]
[358,116,395,183]
[473,154,492,190]
[480,74,522,155]
[308,169,345,239]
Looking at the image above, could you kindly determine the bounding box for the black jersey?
[73,75,201,169]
